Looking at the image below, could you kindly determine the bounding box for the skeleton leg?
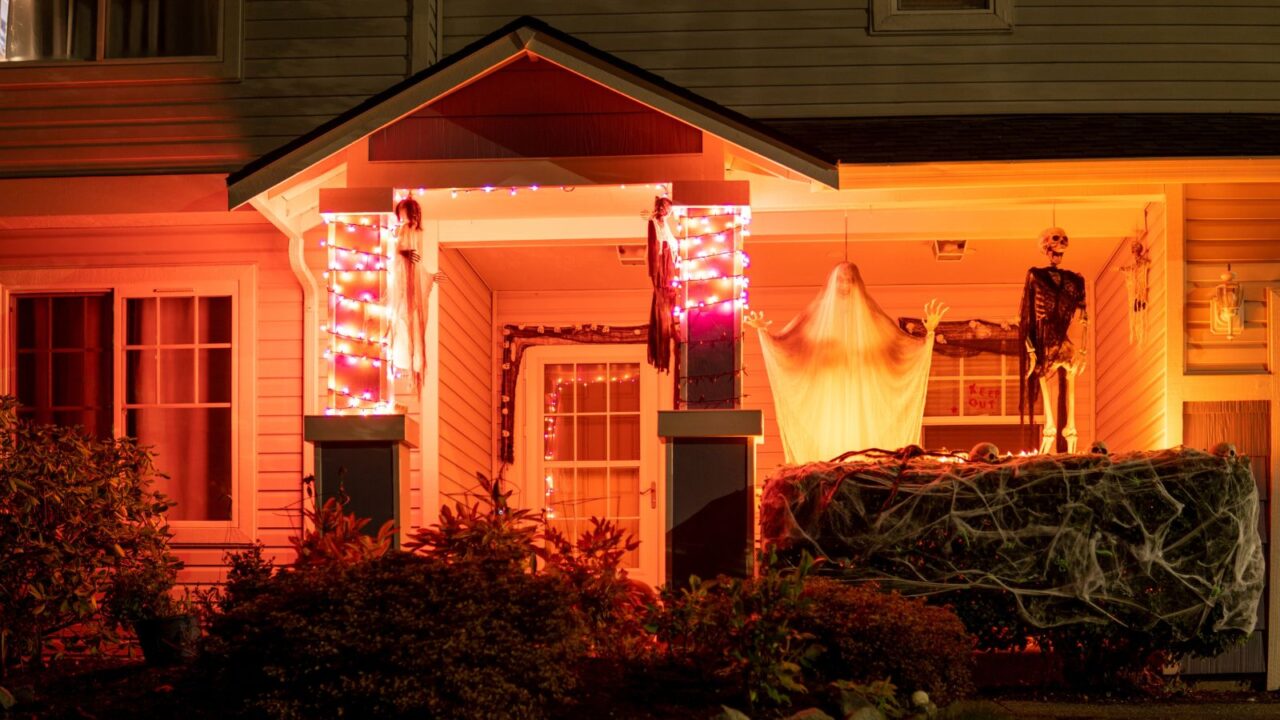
[1063,363,1080,453]
[1037,370,1058,454]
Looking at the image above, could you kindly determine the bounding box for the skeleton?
[1020,227,1088,454]
[1117,238,1152,346]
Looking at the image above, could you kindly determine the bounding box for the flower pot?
[135,614,200,665]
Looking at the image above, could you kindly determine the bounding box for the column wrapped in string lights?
[320,213,396,415]
[671,181,751,409]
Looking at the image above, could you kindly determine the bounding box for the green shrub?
[649,554,816,711]
[797,577,975,706]
[539,517,656,663]
[0,395,170,670]
[200,552,584,720]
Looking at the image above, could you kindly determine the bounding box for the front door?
[522,344,661,585]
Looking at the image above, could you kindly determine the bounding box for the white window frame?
[922,351,1036,425]
[0,265,257,545]
[518,343,662,586]
[871,0,1014,34]
[0,0,242,85]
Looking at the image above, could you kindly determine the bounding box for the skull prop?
[1090,440,1109,455]
[968,442,1001,464]
[1212,442,1238,460]
[1039,227,1069,265]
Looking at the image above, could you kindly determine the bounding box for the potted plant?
[105,548,200,665]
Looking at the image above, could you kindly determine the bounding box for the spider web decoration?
[760,448,1263,652]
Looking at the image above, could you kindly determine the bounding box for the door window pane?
[610,363,640,411]
[159,297,194,344]
[578,363,608,412]
[577,415,607,461]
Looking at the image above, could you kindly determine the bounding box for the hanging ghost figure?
[387,197,447,393]
[1019,227,1088,454]
[745,262,947,464]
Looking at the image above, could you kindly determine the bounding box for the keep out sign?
[966,383,1000,415]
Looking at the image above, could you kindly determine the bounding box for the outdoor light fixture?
[1209,264,1243,340]
[932,239,967,261]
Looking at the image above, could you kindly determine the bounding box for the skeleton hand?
[401,249,421,264]
[922,299,949,333]
[743,311,772,331]
[433,271,449,284]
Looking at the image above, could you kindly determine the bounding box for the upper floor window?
[871,0,1013,33]
[0,0,240,82]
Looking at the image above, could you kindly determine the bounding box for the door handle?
[640,481,656,509]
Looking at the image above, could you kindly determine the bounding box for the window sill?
[0,55,242,88]
[870,0,1014,34]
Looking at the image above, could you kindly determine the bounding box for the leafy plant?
[200,552,584,720]
[405,471,540,571]
[538,517,656,661]
[289,479,394,568]
[798,577,975,706]
[217,538,275,609]
[0,395,171,672]
[649,553,818,711]
[102,548,187,627]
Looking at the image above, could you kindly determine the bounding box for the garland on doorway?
[498,323,648,464]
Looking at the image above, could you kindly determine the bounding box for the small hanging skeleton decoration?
[1117,237,1151,346]
[1020,227,1088,454]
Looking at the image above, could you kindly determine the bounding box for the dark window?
[2,0,218,62]
[898,0,990,9]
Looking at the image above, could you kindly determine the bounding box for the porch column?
[662,181,762,584]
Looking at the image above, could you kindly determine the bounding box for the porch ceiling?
[459,234,1125,294]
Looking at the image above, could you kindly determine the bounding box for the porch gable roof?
[226,15,839,208]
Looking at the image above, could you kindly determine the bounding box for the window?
[0,0,241,82]
[124,295,233,521]
[871,0,1013,33]
[12,293,113,439]
[922,351,1040,452]
[2,267,255,543]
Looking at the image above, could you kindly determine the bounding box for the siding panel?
[437,247,494,504]
[1184,183,1280,373]
[0,1,415,177]
[1094,202,1169,452]
[443,2,1280,118]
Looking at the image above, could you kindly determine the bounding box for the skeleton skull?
[1212,442,1238,460]
[968,442,1001,464]
[1090,440,1109,455]
[1039,227,1069,265]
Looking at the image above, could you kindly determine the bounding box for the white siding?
[437,247,494,501]
[1094,203,1169,452]
[1184,183,1280,373]
[443,1,1280,118]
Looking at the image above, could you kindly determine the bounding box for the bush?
[797,577,975,706]
[0,395,170,670]
[200,552,584,720]
[648,554,816,711]
[540,517,656,663]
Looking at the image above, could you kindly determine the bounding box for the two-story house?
[3,0,1280,683]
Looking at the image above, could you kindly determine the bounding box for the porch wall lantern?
[1209,264,1244,341]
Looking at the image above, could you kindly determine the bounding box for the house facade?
[3,0,1280,683]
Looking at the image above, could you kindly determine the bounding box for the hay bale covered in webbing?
[760,448,1264,645]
